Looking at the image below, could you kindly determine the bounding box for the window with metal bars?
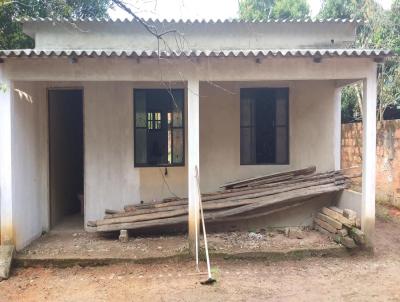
[240,88,289,165]
[134,89,184,167]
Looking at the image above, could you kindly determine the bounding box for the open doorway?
[48,89,84,231]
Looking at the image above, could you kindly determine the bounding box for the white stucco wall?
[84,82,141,223]
[9,79,339,232]
[23,21,357,51]
[12,82,48,250]
[140,80,337,199]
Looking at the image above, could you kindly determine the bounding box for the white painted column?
[361,67,377,247]
[187,79,200,255]
[333,87,342,170]
[0,68,14,245]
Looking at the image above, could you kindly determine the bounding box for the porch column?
[0,69,14,245]
[333,87,342,170]
[187,79,200,255]
[361,68,377,247]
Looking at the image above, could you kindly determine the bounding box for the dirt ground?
[1,209,400,302]
[16,225,337,261]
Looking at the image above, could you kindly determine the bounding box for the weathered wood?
[219,171,340,193]
[221,166,316,189]
[95,190,335,232]
[96,215,187,232]
[316,213,343,229]
[91,168,351,233]
[343,209,357,224]
[314,218,337,234]
[219,201,308,222]
[123,174,345,214]
[321,207,354,228]
[97,208,188,226]
[208,184,346,220]
[329,206,344,215]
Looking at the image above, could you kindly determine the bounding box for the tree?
[0,0,111,49]
[319,0,400,122]
[239,0,310,20]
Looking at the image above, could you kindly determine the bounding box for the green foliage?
[320,0,400,121]
[239,0,310,20]
[319,0,363,19]
[341,85,362,123]
[0,0,111,49]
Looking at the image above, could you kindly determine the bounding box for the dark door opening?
[48,89,84,229]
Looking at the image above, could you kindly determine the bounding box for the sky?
[108,0,394,21]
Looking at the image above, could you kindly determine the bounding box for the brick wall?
[341,120,400,207]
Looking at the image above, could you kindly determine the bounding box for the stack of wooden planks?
[314,206,365,248]
[88,166,354,233]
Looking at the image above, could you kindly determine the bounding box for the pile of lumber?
[88,166,353,233]
[314,206,365,248]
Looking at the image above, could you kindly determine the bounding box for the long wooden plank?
[100,199,257,224]
[208,184,346,220]
[107,176,343,219]
[97,208,188,226]
[122,171,343,212]
[96,186,343,232]
[95,184,346,232]
[221,166,316,189]
[123,173,344,213]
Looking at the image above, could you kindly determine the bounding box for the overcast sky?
[109,0,393,20]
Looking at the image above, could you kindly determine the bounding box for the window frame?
[133,88,185,168]
[240,87,290,166]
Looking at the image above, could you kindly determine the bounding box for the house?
[0,17,391,251]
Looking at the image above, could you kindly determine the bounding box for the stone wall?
[341,120,400,207]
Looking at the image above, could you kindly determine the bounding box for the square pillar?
[187,79,200,255]
[361,68,377,247]
[333,87,342,170]
[0,69,14,245]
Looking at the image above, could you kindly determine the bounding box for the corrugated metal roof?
[15,17,363,24]
[0,49,392,59]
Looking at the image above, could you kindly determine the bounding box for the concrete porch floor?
[15,223,348,267]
